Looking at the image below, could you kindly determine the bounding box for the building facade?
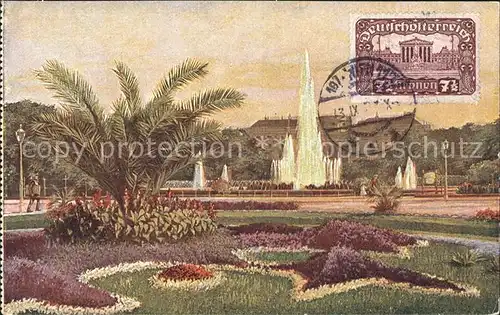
[376,37,460,71]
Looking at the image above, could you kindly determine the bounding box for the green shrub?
[450,249,486,267]
[369,186,402,214]
[210,178,230,193]
[466,160,500,185]
[45,193,217,244]
[486,257,500,273]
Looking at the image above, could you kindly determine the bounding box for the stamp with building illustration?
[355,18,477,96]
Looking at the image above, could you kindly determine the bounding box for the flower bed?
[3,230,48,261]
[235,220,417,253]
[150,264,224,291]
[3,229,243,313]
[158,263,213,280]
[472,208,500,222]
[206,200,299,211]
[278,246,473,295]
[3,257,139,315]
[306,220,417,252]
[214,263,478,302]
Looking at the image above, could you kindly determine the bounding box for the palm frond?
[108,98,130,142]
[34,60,104,128]
[176,88,246,117]
[151,59,209,104]
[135,104,182,139]
[112,61,142,116]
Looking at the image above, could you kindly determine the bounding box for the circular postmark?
[318,57,416,157]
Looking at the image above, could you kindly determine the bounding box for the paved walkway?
[197,196,499,217]
[3,196,498,217]
[418,234,500,256]
[298,196,499,217]
[3,199,48,214]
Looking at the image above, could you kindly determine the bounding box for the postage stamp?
[351,15,479,103]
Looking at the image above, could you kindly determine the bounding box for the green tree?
[3,100,97,197]
[32,60,245,218]
[466,159,500,184]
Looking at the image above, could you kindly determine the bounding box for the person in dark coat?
[27,175,41,212]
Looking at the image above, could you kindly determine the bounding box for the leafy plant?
[451,249,486,267]
[46,185,76,212]
[486,257,500,273]
[368,185,402,214]
[210,178,230,194]
[32,59,245,223]
[45,192,217,244]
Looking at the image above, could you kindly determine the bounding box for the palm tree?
[32,59,245,220]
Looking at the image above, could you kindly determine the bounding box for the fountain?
[395,166,403,188]
[221,164,229,182]
[279,133,296,184]
[271,51,342,189]
[193,152,206,189]
[326,158,333,184]
[411,160,418,189]
[403,157,417,190]
[294,51,328,189]
[334,156,342,184]
[271,160,278,183]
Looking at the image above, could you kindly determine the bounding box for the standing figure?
[27,175,41,212]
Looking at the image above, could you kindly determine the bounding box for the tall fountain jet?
[221,164,229,182]
[279,133,296,184]
[403,157,417,190]
[193,152,206,189]
[294,51,326,189]
[395,166,403,188]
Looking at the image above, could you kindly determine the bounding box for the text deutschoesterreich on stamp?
[355,18,477,96]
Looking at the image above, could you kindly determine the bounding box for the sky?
[4,2,499,129]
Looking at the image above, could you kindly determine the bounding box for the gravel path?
[418,234,500,256]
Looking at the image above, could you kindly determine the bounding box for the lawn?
[91,242,499,315]
[5,211,499,315]
[5,211,498,241]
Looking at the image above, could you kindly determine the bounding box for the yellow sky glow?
[4,2,499,128]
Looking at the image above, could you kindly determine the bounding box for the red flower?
[474,208,500,222]
[92,189,102,206]
[157,264,213,281]
[103,193,111,208]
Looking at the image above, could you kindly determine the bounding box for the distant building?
[245,111,430,156]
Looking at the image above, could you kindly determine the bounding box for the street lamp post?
[443,139,449,201]
[16,124,26,212]
[43,177,47,197]
[64,175,68,193]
